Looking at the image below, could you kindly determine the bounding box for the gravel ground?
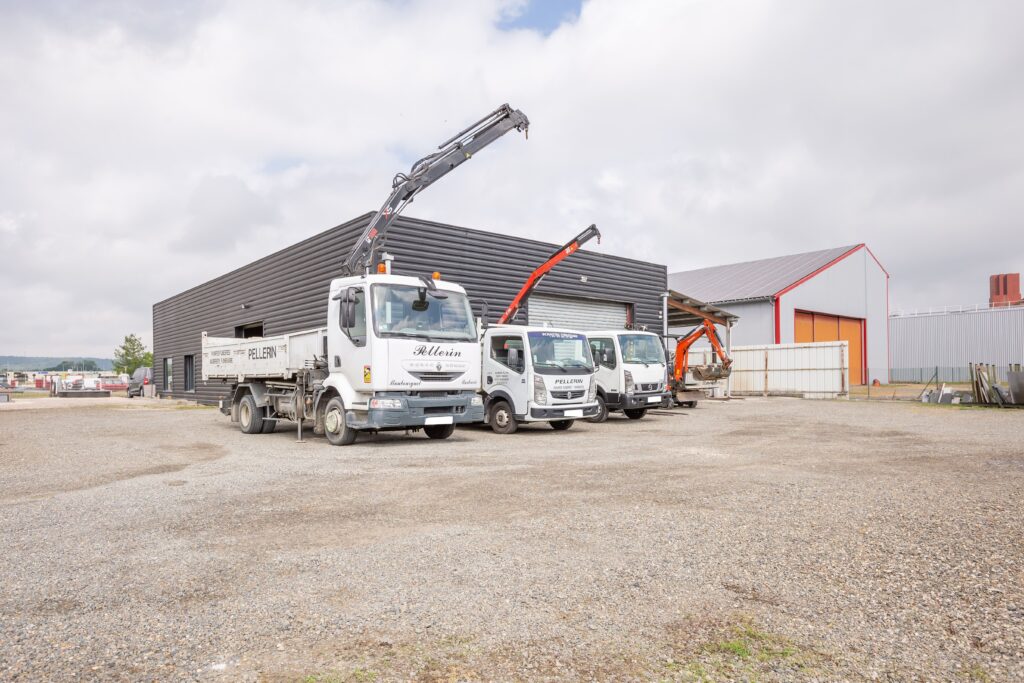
[1,398,1022,682]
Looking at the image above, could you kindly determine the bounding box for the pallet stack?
[970,363,1023,407]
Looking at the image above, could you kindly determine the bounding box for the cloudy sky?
[2,0,1023,357]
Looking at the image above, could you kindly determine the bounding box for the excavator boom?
[341,104,530,276]
[673,319,732,383]
[497,224,601,324]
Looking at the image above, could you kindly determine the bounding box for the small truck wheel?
[586,396,608,423]
[239,394,265,434]
[424,423,456,440]
[550,419,574,431]
[623,408,647,420]
[261,419,276,434]
[323,396,357,446]
[489,400,517,435]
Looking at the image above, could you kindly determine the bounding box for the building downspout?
[726,319,733,398]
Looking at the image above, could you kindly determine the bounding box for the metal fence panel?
[688,342,849,399]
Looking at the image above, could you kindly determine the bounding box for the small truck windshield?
[372,284,477,341]
[618,334,666,364]
[528,331,595,375]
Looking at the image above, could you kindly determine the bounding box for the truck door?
[588,336,618,396]
[331,285,371,390]
[485,333,527,413]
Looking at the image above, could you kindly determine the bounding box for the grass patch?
[964,663,991,682]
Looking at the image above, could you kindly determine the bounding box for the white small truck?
[202,104,529,445]
[585,330,672,422]
[480,326,599,433]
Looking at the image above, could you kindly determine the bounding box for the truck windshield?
[618,334,665,364]
[527,331,594,375]
[371,284,477,342]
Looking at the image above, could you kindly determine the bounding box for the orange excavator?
[497,224,601,324]
[670,319,732,405]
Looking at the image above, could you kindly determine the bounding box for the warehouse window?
[234,322,264,338]
[183,355,195,392]
[490,335,525,373]
[162,358,173,392]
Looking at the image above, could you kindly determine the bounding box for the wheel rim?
[494,407,509,428]
[325,408,342,434]
[240,401,251,427]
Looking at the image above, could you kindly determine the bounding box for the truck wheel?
[424,424,456,440]
[323,396,357,446]
[586,396,608,423]
[623,408,647,420]
[261,419,276,434]
[239,394,265,434]
[550,419,574,431]
[489,400,517,435]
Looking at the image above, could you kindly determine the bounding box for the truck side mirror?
[339,287,357,328]
[602,350,612,365]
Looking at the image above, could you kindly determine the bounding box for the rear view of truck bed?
[201,329,326,381]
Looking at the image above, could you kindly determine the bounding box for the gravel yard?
[1,397,1022,682]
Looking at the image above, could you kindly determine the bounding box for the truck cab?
[480,326,599,433]
[586,330,672,422]
[322,272,485,442]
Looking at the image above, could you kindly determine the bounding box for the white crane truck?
[201,105,529,445]
[585,330,672,422]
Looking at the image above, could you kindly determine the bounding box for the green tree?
[113,334,150,374]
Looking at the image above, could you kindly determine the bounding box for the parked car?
[127,367,153,397]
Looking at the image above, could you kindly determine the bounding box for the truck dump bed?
[201,328,326,381]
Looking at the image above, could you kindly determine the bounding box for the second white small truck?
[585,330,672,422]
[480,326,599,433]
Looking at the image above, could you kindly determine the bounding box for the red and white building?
[669,244,890,385]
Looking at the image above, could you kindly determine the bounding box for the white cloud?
[1,0,1023,355]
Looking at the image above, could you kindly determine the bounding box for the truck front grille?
[639,383,662,392]
[551,389,586,400]
[411,372,461,382]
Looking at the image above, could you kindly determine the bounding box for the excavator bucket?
[692,364,732,382]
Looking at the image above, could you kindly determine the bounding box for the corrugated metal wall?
[153,213,667,403]
[688,342,850,399]
[890,306,1024,382]
[527,294,629,330]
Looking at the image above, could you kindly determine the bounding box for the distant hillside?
[0,356,115,372]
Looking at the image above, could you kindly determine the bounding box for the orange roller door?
[794,311,866,385]
[839,317,864,384]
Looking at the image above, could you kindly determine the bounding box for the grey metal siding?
[153,213,667,403]
[890,306,1024,382]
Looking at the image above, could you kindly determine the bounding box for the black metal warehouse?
[153,213,667,403]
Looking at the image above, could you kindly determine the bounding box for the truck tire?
[550,419,574,431]
[586,395,608,424]
[239,394,265,434]
[623,408,647,420]
[323,396,357,446]
[424,424,456,440]
[489,400,517,435]
[261,419,276,434]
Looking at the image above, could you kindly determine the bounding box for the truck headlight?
[587,377,597,402]
[533,375,547,405]
[369,397,403,410]
[624,370,634,394]
[470,395,483,406]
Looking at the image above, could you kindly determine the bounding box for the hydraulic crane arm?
[341,104,530,276]
[497,224,601,324]
[673,319,732,382]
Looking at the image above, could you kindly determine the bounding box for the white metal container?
[201,328,326,381]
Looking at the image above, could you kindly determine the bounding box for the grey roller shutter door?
[528,294,628,331]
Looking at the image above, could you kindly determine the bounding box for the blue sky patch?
[498,0,582,35]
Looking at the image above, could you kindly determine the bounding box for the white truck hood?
[381,338,481,391]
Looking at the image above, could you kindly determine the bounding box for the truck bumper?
[345,392,484,431]
[619,391,672,410]
[528,402,600,420]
